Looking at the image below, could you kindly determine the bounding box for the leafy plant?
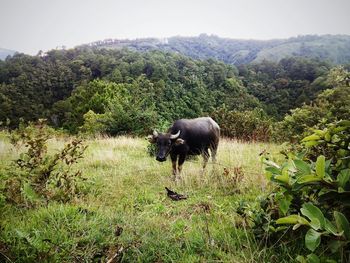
[240,120,350,262]
[2,120,87,206]
[211,107,272,141]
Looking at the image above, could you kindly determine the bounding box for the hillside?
[0,132,282,262]
[79,34,350,65]
[0,48,16,60]
[0,47,340,133]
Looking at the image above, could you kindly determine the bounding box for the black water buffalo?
[148,117,220,176]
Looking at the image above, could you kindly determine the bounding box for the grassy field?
[0,134,291,262]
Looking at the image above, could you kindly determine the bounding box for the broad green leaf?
[324,131,331,142]
[304,141,321,147]
[337,149,349,157]
[276,215,309,225]
[294,159,311,176]
[305,229,321,252]
[324,218,340,236]
[334,211,350,239]
[298,174,322,184]
[315,155,325,178]
[302,134,321,142]
[268,225,276,232]
[284,160,297,173]
[306,253,320,263]
[337,120,350,127]
[301,203,325,230]
[296,255,307,263]
[265,170,272,180]
[278,194,293,216]
[333,126,348,133]
[265,166,281,175]
[338,169,350,190]
[275,167,289,185]
[313,129,326,136]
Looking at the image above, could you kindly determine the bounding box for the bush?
[211,107,272,141]
[239,120,350,262]
[2,120,87,206]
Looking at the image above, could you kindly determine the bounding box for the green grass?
[0,133,292,262]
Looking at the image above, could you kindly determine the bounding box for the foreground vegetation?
[0,130,287,262]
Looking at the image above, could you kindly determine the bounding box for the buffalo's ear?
[175,138,185,145]
[147,135,157,143]
[147,130,158,143]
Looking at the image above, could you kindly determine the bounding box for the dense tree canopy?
[239,57,331,119]
[0,46,347,138]
[0,48,259,133]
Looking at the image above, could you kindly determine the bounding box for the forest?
[0,42,350,262]
[1,46,349,140]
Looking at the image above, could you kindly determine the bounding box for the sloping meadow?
[0,133,288,262]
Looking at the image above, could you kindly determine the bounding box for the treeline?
[0,47,349,140]
[239,57,332,118]
[0,48,258,134]
[81,34,350,65]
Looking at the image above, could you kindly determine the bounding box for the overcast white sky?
[1,0,350,54]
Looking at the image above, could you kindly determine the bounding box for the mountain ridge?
[78,34,350,65]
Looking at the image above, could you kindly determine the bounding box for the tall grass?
[0,133,288,262]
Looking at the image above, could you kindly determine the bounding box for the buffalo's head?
[148,130,184,162]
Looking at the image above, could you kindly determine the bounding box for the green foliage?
[211,107,272,141]
[301,120,350,171]
[1,44,347,140]
[0,47,265,135]
[79,110,107,135]
[241,57,331,120]
[276,66,350,141]
[81,34,350,65]
[2,120,87,206]
[241,120,350,261]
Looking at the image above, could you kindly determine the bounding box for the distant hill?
[0,48,16,60]
[78,34,350,65]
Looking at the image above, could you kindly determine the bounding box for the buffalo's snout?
[156,156,166,162]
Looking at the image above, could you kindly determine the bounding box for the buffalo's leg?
[170,153,178,176]
[178,154,186,174]
[210,143,218,163]
[202,149,210,170]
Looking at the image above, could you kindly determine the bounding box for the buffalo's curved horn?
[153,130,159,138]
[170,130,181,139]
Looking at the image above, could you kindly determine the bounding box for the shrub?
[2,120,87,206]
[211,107,272,141]
[239,120,350,262]
[79,110,108,136]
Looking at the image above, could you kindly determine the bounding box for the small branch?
[106,246,124,263]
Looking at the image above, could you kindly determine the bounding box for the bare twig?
[106,246,124,263]
[0,251,13,263]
